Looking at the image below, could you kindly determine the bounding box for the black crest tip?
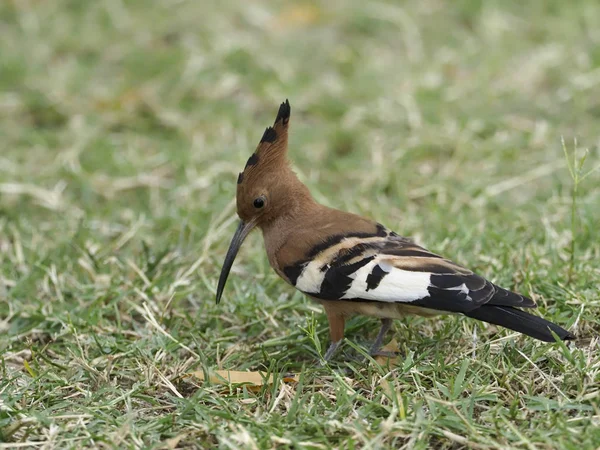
[261,127,277,143]
[237,172,244,184]
[275,99,291,125]
[245,153,259,167]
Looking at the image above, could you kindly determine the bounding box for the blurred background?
[1,0,599,447]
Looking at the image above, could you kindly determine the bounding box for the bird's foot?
[369,349,401,358]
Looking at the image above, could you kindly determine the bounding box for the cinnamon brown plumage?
[216,100,574,361]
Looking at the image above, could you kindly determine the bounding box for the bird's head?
[234,99,292,228]
[216,100,306,303]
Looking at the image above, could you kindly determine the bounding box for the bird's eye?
[253,196,265,209]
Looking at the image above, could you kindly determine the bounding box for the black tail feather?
[488,284,537,308]
[464,305,574,342]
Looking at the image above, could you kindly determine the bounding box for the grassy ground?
[1,0,599,448]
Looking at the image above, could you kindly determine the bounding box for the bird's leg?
[369,318,395,356]
[321,307,346,363]
[323,340,343,362]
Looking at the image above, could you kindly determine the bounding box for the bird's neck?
[261,195,384,274]
[259,186,323,269]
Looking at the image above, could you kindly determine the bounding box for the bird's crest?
[237,99,291,186]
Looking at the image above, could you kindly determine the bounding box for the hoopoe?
[216,100,574,361]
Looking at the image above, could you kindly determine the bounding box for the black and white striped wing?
[285,234,534,313]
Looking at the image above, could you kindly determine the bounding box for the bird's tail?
[465,305,574,342]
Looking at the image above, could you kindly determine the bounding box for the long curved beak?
[215,220,256,304]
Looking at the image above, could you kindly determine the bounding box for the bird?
[215,99,574,361]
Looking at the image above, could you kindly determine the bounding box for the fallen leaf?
[374,339,400,366]
[161,435,184,450]
[186,370,298,392]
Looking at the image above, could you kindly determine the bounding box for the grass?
[1,0,599,448]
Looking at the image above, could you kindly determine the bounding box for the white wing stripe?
[295,236,386,294]
[295,260,325,293]
[341,257,431,302]
[297,243,475,304]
